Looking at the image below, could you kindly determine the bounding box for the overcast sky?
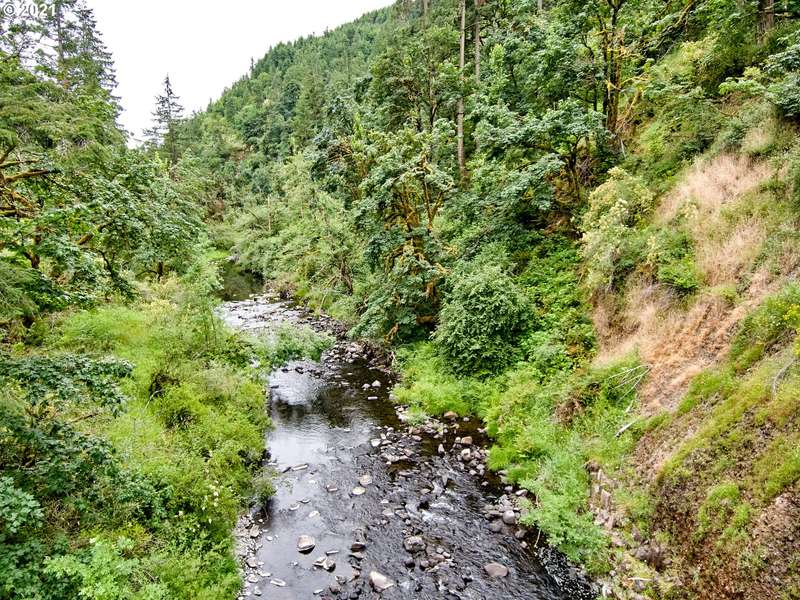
[87,0,394,142]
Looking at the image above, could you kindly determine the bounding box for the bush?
[580,168,654,294]
[729,283,800,369]
[0,272,273,599]
[393,342,497,416]
[435,262,531,377]
[643,226,701,295]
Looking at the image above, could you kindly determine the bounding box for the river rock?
[359,474,373,486]
[403,535,426,553]
[297,535,316,553]
[351,486,367,496]
[369,571,395,592]
[443,411,458,420]
[484,562,509,578]
[371,380,381,387]
[313,556,336,571]
[460,449,471,461]
[461,436,473,445]
[502,509,517,525]
[489,520,503,533]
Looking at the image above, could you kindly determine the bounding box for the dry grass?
[658,154,773,287]
[595,282,749,411]
[593,154,791,412]
[696,216,767,286]
[657,153,771,224]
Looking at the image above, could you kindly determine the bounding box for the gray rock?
[502,509,517,525]
[403,535,426,553]
[297,535,316,553]
[489,520,503,533]
[313,556,336,572]
[483,562,509,578]
[369,571,395,592]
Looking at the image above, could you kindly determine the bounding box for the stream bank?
[219,293,596,599]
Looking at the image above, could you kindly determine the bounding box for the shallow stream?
[219,293,595,600]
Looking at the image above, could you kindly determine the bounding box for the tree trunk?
[759,0,775,37]
[538,0,543,11]
[474,0,482,83]
[602,2,623,135]
[422,0,429,17]
[457,0,466,180]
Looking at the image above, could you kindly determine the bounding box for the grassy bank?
[0,269,330,600]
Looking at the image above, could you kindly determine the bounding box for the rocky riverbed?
[219,294,596,600]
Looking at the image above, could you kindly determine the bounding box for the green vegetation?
[173,0,800,584]
[1,277,265,599]
[6,0,800,596]
[651,282,800,585]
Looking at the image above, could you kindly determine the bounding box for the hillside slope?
[177,1,800,598]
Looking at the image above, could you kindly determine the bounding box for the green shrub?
[45,537,170,600]
[394,342,496,416]
[580,168,655,294]
[435,262,531,377]
[729,283,800,369]
[255,322,333,368]
[643,227,701,295]
[1,273,274,599]
[251,471,276,507]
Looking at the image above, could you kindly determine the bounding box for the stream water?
[219,290,596,600]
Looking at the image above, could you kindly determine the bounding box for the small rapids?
[219,293,596,600]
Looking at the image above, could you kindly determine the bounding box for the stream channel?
[218,282,596,600]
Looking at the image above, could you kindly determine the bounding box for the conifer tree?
[145,75,184,165]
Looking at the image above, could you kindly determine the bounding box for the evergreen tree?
[145,75,184,165]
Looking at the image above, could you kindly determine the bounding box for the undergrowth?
[0,268,327,599]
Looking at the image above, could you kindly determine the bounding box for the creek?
[218,291,595,600]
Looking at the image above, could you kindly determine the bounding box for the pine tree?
[145,75,184,165]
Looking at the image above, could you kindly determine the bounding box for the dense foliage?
[175,0,800,580]
[5,0,800,596]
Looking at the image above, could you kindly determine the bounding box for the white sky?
[87,0,394,142]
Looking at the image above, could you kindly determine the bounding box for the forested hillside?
[179,0,800,597]
[3,0,800,598]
